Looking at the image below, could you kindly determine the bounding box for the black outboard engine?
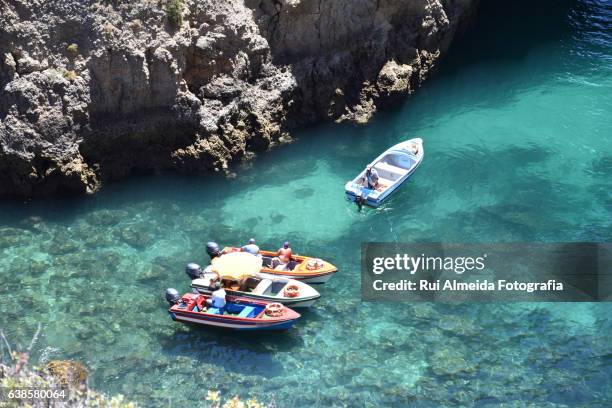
[185,263,202,280]
[206,241,221,259]
[165,288,180,305]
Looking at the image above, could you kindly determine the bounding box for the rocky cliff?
[0,0,476,197]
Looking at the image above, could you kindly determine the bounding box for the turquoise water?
[1,0,612,406]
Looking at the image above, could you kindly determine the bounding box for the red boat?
[167,292,301,331]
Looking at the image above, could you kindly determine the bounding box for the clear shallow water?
[1,0,612,406]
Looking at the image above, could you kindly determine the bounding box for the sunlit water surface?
[1,1,611,406]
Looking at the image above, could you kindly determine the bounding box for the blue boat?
[345,138,424,207]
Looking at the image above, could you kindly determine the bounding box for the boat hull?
[170,311,297,330]
[258,271,334,284]
[169,293,300,331]
[191,282,320,308]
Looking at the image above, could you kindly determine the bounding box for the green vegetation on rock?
[66,43,78,57]
[166,0,183,27]
[62,70,78,81]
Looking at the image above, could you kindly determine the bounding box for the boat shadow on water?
[155,307,324,376]
[157,324,305,376]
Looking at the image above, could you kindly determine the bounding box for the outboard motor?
[185,263,202,280]
[165,288,180,305]
[206,241,221,259]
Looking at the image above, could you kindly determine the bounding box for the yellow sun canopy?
[211,252,263,279]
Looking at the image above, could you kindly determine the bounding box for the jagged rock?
[377,60,414,99]
[0,0,477,198]
[45,360,88,388]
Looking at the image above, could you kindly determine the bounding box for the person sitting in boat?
[210,283,227,311]
[241,238,260,255]
[270,254,291,271]
[410,142,419,154]
[364,165,379,189]
[277,241,293,260]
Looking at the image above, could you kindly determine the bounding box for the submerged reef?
[0,0,477,197]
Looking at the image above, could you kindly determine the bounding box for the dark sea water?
[1,0,611,406]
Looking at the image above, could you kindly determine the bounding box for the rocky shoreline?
[0,357,135,407]
[0,0,477,198]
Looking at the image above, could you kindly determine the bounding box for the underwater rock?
[269,213,286,224]
[409,304,437,320]
[98,251,121,271]
[244,217,261,230]
[117,224,155,249]
[83,231,116,249]
[28,260,49,276]
[152,255,182,272]
[45,360,88,388]
[53,251,118,277]
[0,227,33,249]
[293,187,314,198]
[180,214,211,234]
[207,224,238,245]
[85,209,129,227]
[136,264,167,282]
[46,231,81,255]
[436,315,478,336]
[428,346,475,377]
[46,239,80,255]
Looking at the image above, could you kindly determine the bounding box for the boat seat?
[207,307,222,315]
[375,177,393,189]
[242,277,261,291]
[261,256,274,267]
[374,161,409,181]
[237,306,256,318]
[252,279,273,295]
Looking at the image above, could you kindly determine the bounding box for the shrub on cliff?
[63,70,78,81]
[166,0,183,27]
[66,43,78,58]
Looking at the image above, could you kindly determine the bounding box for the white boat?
[191,272,321,308]
[345,138,424,207]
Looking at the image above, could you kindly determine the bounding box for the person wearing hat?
[241,238,260,255]
[270,241,293,270]
[277,241,293,261]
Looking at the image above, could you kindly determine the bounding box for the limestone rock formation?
[0,0,477,197]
